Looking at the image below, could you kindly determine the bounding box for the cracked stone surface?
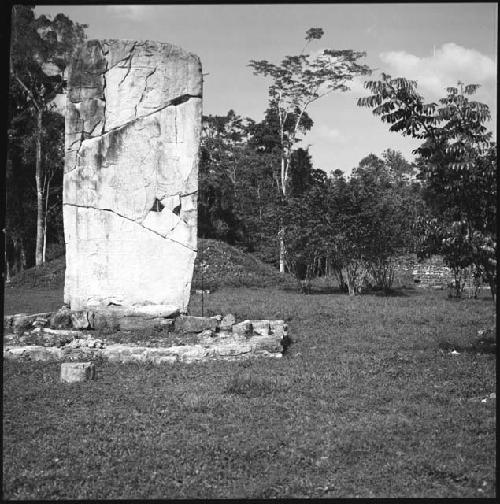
[64,39,202,311]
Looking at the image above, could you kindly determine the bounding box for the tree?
[198,110,250,242]
[282,151,419,295]
[358,74,496,298]
[382,148,417,183]
[198,108,322,266]
[249,27,371,272]
[9,6,86,266]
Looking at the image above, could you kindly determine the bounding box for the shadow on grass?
[438,337,496,355]
[372,287,414,298]
[280,285,418,297]
[307,286,346,295]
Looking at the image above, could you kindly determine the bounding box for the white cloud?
[314,125,348,144]
[105,5,150,21]
[379,43,496,99]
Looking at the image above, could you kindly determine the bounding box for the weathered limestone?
[4,311,288,363]
[50,306,73,329]
[71,310,94,329]
[64,39,202,312]
[61,362,96,383]
[219,313,236,331]
[174,315,219,333]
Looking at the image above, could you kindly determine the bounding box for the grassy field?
[3,284,496,498]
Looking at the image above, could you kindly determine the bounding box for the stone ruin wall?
[63,40,202,312]
[394,254,455,288]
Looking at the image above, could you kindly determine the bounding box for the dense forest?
[5,6,497,299]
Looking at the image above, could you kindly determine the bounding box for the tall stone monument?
[64,40,202,312]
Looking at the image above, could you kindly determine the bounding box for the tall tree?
[358,74,496,298]
[9,5,86,266]
[249,27,371,272]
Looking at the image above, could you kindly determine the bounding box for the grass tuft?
[224,370,290,397]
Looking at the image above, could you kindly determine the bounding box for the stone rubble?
[3,311,287,364]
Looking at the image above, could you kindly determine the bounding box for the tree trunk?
[279,154,287,273]
[42,175,51,263]
[35,108,44,266]
[42,221,47,263]
[279,232,285,273]
[20,238,27,270]
[5,243,11,283]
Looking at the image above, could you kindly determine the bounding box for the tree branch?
[12,72,40,112]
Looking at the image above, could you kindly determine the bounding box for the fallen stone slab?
[61,362,96,383]
[232,321,253,337]
[174,315,219,333]
[92,311,121,333]
[4,346,64,361]
[118,316,174,331]
[248,334,283,353]
[9,313,52,334]
[126,305,180,319]
[66,337,105,349]
[38,328,88,337]
[4,328,284,364]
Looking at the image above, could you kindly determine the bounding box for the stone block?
[215,343,253,357]
[232,320,254,337]
[71,310,94,329]
[157,319,175,330]
[118,315,175,331]
[119,317,158,331]
[33,315,50,329]
[61,362,96,383]
[177,345,206,362]
[9,312,52,334]
[270,320,285,338]
[92,311,120,334]
[156,355,178,365]
[250,320,271,336]
[220,313,236,331]
[12,314,37,334]
[174,315,218,333]
[63,39,202,313]
[197,329,215,344]
[4,346,63,362]
[248,334,283,353]
[4,315,14,329]
[128,305,180,319]
[50,307,73,330]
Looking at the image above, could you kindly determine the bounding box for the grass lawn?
[3,285,496,498]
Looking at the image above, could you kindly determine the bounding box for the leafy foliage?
[7,6,87,272]
[198,109,318,265]
[282,152,423,294]
[249,28,372,272]
[358,74,496,298]
[249,28,371,197]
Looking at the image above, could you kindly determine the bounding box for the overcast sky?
[34,3,497,175]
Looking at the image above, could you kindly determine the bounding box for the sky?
[34,3,497,176]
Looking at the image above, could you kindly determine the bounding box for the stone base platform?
[4,336,283,365]
[4,311,288,364]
